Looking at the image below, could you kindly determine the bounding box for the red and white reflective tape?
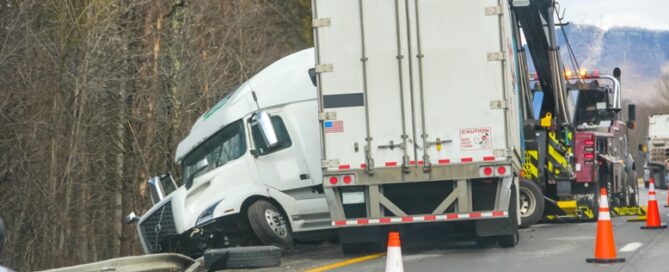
[331,210,508,227]
[337,156,499,170]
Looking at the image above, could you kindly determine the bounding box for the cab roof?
[175,48,316,163]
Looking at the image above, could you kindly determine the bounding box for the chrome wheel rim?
[519,187,536,218]
[264,209,288,238]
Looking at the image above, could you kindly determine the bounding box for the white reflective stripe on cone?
[385,247,404,272]
[599,211,611,221]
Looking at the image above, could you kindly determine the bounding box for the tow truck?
[511,0,641,225]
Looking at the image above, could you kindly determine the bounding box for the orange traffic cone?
[385,232,404,272]
[586,188,625,263]
[642,177,667,229]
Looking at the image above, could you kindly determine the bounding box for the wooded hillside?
[0,0,311,270]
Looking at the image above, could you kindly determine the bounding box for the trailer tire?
[519,179,544,228]
[247,200,293,248]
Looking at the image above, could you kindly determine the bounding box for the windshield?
[181,120,246,186]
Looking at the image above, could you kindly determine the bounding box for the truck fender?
[208,184,271,220]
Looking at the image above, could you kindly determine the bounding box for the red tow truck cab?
[574,132,597,183]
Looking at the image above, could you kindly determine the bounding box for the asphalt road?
[242,186,669,272]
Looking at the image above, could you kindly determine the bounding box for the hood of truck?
[175,48,316,163]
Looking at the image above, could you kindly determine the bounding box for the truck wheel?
[247,200,293,248]
[519,179,544,228]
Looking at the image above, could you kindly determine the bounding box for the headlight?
[195,201,221,226]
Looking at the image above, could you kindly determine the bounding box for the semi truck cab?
[130,49,332,257]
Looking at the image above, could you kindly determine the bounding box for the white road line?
[619,242,643,252]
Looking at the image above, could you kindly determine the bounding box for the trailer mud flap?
[476,181,517,237]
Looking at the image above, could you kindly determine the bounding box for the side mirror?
[123,212,140,225]
[147,173,180,205]
[627,104,636,129]
[255,111,279,148]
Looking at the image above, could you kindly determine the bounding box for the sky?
[559,0,669,30]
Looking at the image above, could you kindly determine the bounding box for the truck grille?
[139,201,177,253]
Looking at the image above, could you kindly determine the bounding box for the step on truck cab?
[130,49,332,257]
[312,0,524,251]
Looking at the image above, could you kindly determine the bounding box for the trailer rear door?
[314,0,518,173]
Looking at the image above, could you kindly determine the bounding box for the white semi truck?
[645,114,669,188]
[127,48,333,257]
[311,0,524,252]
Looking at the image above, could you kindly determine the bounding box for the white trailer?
[645,114,669,187]
[648,114,669,163]
[312,0,523,251]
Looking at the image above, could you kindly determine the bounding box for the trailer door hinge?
[485,6,503,16]
[313,18,331,28]
[490,100,508,110]
[487,52,505,61]
[322,159,340,169]
[319,111,337,121]
[315,64,333,73]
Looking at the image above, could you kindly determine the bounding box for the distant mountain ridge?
[526,24,669,97]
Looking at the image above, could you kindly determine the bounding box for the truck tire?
[519,179,544,228]
[225,246,282,269]
[204,246,282,270]
[247,200,293,248]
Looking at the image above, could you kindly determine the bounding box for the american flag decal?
[324,120,344,133]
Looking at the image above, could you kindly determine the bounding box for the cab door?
[250,111,315,191]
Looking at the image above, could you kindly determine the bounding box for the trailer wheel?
[247,200,293,248]
[519,179,544,228]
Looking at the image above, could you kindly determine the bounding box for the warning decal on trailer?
[460,127,491,151]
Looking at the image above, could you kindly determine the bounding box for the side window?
[251,116,292,155]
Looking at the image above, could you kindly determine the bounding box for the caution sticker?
[460,127,492,151]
